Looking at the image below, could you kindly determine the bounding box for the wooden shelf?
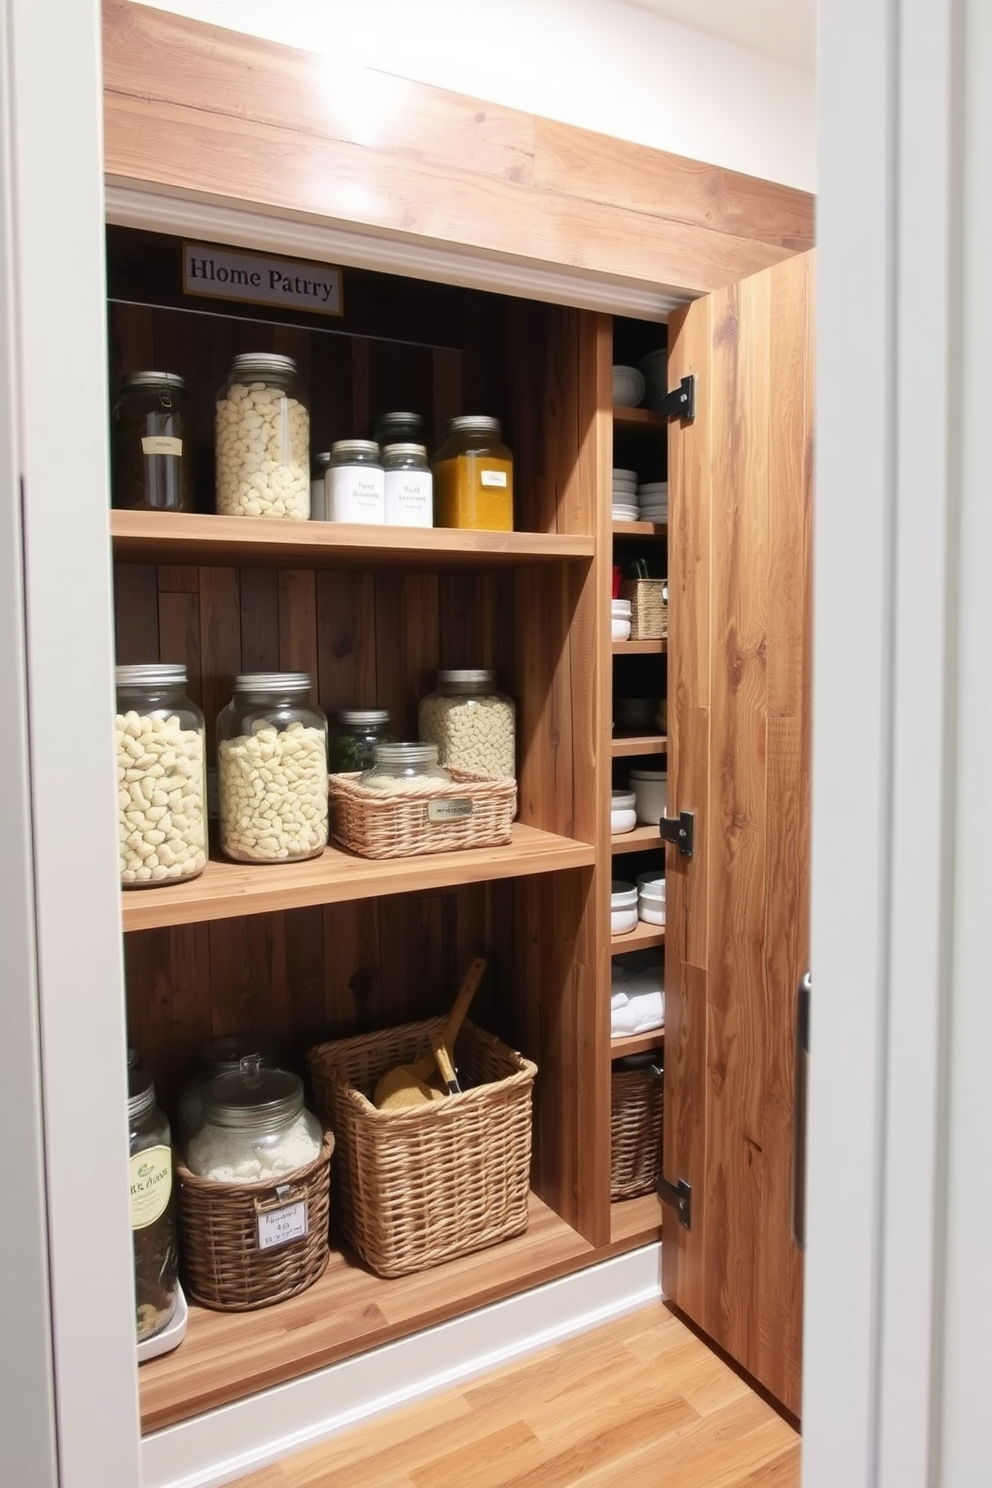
[138,1193,593,1433]
[611,1028,665,1057]
[612,639,668,655]
[110,510,595,569]
[612,520,667,537]
[121,825,595,932]
[612,406,667,429]
[611,734,667,757]
[611,825,663,855]
[611,920,665,952]
[609,1192,663,1247]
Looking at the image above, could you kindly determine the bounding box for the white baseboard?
[142,1242,663,1488]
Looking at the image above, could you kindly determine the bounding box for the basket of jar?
[619,578,668,641]
[307,1018,536,1278]
[175,1063,334,1311]
[328,743,516,860]
[610,1056,664,1200]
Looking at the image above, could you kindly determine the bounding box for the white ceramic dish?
[613,468,639,482]
[611,790,637,834]
[136,1284,188,1364]
[638,903,666,926]
[638,482,668,495]
[637,870,666,893]
[611,880,639,935]
[630,767,668,825]
[612,618,632,641]
[612,505,640,519]
[612,365,645,407]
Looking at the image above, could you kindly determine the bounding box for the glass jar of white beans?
[115,664,207,888]
[215,353,310,519]
[216,673,328,863]
[418,669,516,780]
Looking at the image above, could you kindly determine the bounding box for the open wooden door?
[662,251,813,1417]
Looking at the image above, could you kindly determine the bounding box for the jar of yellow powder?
[433,416,513,531]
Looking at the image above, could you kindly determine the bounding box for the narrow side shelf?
[612,639,668,656]
[611,921,666,953]
[121,825,595,932]
[612,406,667,429]
[612,520,667,538]
[609,1193,663,1247]
[611,1028,665,1057]
[611,826,663,855]
[612,735,667,758]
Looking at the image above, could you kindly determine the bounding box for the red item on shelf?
[612,565,622,599]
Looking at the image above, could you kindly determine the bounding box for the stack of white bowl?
[612,365,645,408]
[637,871,666,925]
[611,598,631,640]
[637,480,668,524]
[612,467,639,521]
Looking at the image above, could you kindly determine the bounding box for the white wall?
[138,0,816,192]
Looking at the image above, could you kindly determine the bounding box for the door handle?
[792,971,811,1249]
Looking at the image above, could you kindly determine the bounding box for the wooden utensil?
[429,1030,461,1095]
[374,957,486,1110]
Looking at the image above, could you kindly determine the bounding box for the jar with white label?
[418,669,516,779]
[310,451,331,521]
[113,372,193,512]
[116,664,207,888]
[215,353,310,519]
[186,1062,323,1183]
[433,416,513,531]
[129,1071,179,1344]
[382,444,433,526]
[328,440,385,524]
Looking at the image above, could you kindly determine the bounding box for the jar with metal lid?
[418,669,515,779]
[327,440,385,524]
[186,1061,323,1183]
[217,672,328,863]
[129,1070,179,1343]
[383,444,433,527]
[373,411,427,450]
[433,416,513,531]
[112,372,193,512]
[176,1037,281,1143]
[116,664,207,887]
[310,451,332,521]
[328,708,392,773]
[215,353,310,519]
[358,742,451,791]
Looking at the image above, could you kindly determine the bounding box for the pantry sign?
[183,243,343,317]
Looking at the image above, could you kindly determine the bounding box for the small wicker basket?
[620,578,668,641]
[329,768,517,859]
[308,1018,536,1278]
[610,1062,664,1200]
[176,1131,333,1311]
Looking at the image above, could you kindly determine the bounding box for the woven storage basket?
[620,578,668,641]
[176,1131,333,1311]
[329,768,516,859]
[308,1018,536,1278]
[610,1063,664,1200]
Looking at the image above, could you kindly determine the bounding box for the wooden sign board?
[183,243,343,316]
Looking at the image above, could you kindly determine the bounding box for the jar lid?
[436,668,497,689]
[446,415,502,437]
[231,671,313,695]
[383,443,428,458]
[120,371,186,394]
[198,1036,279,1077]
[374,742,439,766]
[331,440,380,458]
[228,352,298,381]
[312,451,332,469]
[127,1069,157,1121]
[336,708,390,726]
[116,663,188,688]
[201,1064,305,1132]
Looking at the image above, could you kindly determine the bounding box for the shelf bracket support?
[655,374,695,421]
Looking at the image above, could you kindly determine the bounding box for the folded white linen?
[611,1002,639,1037]
[626,989,665,1031]
[611,991,629,1010]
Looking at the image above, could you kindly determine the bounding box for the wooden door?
[662,251,813,1417]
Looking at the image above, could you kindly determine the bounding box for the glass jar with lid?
[215,353,310,519]
[216,672,328,863]
[176,1036,281,1143]
[327,440,385,523]
[310,450,332,521]
[112,372,193,512]
[419,669,515,779]
[433,416,513,531]
[383,444,433,527]
[373,411,427,450]
[186,1061,323,1183]
[129,1070,179,1343]
[358,742,451,791]
[328,708,392,773]
[116,664,207,887]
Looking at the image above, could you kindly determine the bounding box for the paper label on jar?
[480,470,508,488]
[384,470,433,527]
[428,798,474,822]
[257,1199,309,1251]
[141,436,183,457]
[129,1146,172,1230]
[329,466,385,524]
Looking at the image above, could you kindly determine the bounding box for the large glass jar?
[176,1036,280,1143]
[418,669,515,779]
[186,1062,323,1183]
[112,372,193,512]
[116,664,207,887]
[129,1071,179,1344]
[217,672,328,863]
[310,450,332,521]
[373,411,427,450]
[327,440,384,523]
[358,742,450,791]
[433,416,513,531]
[328,708,392,773]
[383,444,433,527]
[215,353,310,519]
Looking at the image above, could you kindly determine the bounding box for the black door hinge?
[656,375,695,421]
[657,1173,692,1229]
[660,810,695,859]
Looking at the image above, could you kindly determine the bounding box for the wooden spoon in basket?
[374,956,486,1111]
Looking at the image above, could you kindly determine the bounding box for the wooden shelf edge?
[611,921,666,952]
[611,639,668,655]
[611,520,667,537]
[611,1028,665,1057]
[611,734,668,758]
[610,826,663,855]
[608,1192,664,1249]
[611,406,667,429]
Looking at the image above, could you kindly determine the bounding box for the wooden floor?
[232,1303,800,1488]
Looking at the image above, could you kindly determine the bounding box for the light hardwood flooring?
[232,1303,800,1488]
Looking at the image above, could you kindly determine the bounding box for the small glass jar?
[186,1061,323,1183]
[373,411,427,450]
[176,1037,280,1143]
[310,451,332,521]
[359,742,451,791]
[328,708,392,773]
[215,353,310,519]
[116,664,207,888]
[418,669,515,779]
[112,372,193,512]
[129,1071,179,1344]
[217,672,328,863]
[328,440,385,524]
[433,416,513,531]
[383,444,433,527]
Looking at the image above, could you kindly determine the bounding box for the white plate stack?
[611,467,640,521]
[637,481,668,525]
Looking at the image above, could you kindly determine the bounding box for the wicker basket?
[329,768,517,859]
[610,1063,664,1200]
[308,1018,536,1278]
[620,578,668,641]
[176,1131,333,1311]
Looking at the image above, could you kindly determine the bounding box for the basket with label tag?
[328,768,516,858]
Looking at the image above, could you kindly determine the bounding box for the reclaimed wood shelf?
[611,406,667,429]
[611,920,666,952]
[609,1192,664,1248]
[611,734,667,757]
[611,825,663,855]
[121,825,596,933]
[611,520,667,537]
[611,1027,665,1057]
[612,639,668,655]
[110,510,595,569]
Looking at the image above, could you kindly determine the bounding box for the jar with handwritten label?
[129,1071,179,1344]
[327,440,385,524]
[113,372,193,512]
[433,416,513,531]
[383,444,433,527]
